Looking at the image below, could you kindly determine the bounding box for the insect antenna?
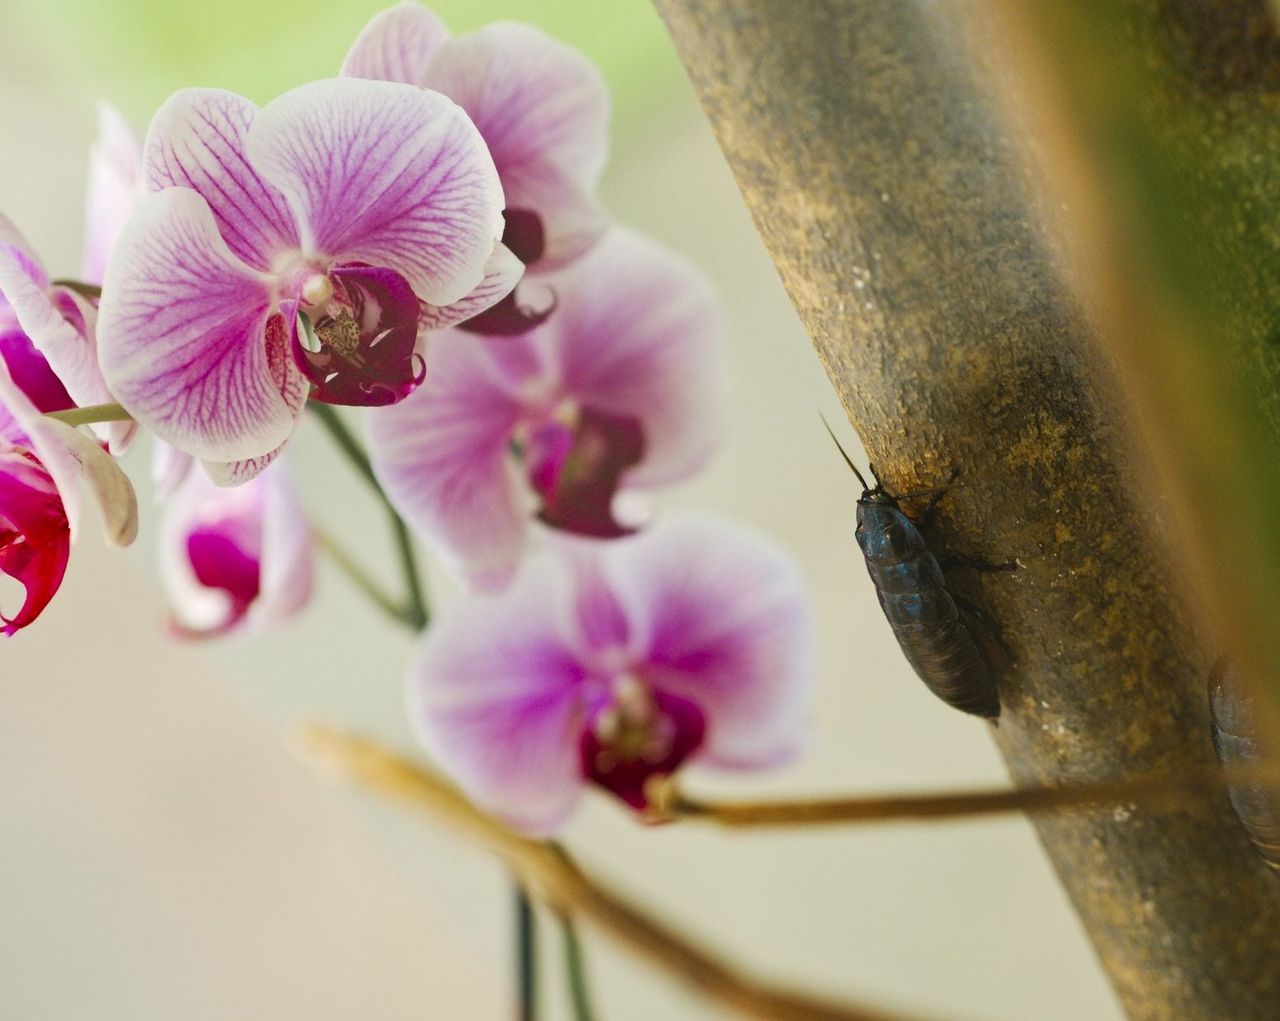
[820,414,872,492]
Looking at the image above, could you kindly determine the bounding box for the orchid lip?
[454,208,554,336]
[0,449,71,635]
[0,330,74,414]
[579,680,707,811]
[290,264,425,407]
[172,525,261,639]
[525,404,645,539]
[501,208,546,267]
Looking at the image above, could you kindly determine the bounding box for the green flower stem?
[46,402,133,426]
[560,913,597,1021]
[310,523,408,627]
[389,510,429,630]
[307,401,429,630]
[547,842,598,1021]
[50,279,103,300]
[516,887,538,1021]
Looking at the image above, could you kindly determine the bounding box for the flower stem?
[648,763,1268,829]
[50,279,102,300]
[295,724,915,1021]
[390,511,429,630]
[516,887,538,1021]
[559,913,597,1021]
[46,402,133,426]
[307,402,429,630]
[310,523,408,627]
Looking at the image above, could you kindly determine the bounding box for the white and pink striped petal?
[409,553,589,835]
[98,188,301,463]
[340,1,448,85]
[418,241,524,333]
[83,103,145,286]
[0,215,126,449]
[247,78,504,307]
[421,22,610,272]
[369,332,531,591]
[606,518,813,769]
[145,89,299,273]
[551,230,726,488]
[341,7,610,278]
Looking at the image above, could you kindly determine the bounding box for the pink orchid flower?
[97,77,506,478]
[0,360,138,634]
[161,457,313,638]
[368,230,726,591]
[409,517,812,835]
[343,2,609,333]
[0,105,143,457]
[83,103,146,288]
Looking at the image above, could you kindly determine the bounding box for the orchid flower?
[97,77,506,479]
[343,2,610,333]
[0,359,137,634]
[408,517,812,834]
[83,103,146,288]
[368,230,726,591]
[161,457,313,638]
[0,105,143,457]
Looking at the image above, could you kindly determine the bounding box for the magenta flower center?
[579,676,706,811]
[182,504,263,636]
[0,330,74,414]
[187,529,261,606]
[290,264,425,407]
[456,208,554,336]
[0,451,70,636]
[520,402,644,538]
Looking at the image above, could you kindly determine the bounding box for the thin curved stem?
[389,511,429,630]
[50,279,102,300]
[311,523,408,626]
[296,725,919,1021]
[306,401,379,489]
[649,763,1274,829]
[516,887,538,1021]
[559,913,597,1021]
[307,401,429,630]
[46,402,132,426]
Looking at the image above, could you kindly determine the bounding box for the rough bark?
[652,2,1280,1019]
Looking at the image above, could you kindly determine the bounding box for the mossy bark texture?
[653,2,1280,1019]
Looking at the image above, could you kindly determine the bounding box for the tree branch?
[651,2,1280,1017]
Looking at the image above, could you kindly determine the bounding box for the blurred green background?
[12,0,684,147]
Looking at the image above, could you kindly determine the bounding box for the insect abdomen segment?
[856,499,999,719]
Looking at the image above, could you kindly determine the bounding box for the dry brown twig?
[297,724,1278,1021]
[297,724,926,1021]
[645,764,1266,828]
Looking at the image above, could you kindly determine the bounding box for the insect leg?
[907,468,961,527]
[953,593,1015,665]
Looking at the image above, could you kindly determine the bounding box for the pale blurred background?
[0,3,1122,1019]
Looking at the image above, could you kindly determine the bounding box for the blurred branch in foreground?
[653,1,1280,1018]
[296,724,923,1021]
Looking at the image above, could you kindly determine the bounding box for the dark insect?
[824,421,1001,719]
[1208,659,1280,870]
